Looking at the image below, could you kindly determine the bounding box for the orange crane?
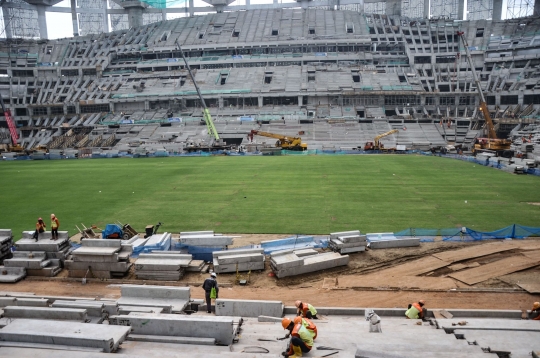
[456,31,512,157]
[248,130,307,151]
[0,92,24,152]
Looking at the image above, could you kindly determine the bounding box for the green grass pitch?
[1,155,539,239]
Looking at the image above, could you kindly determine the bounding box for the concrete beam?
[216,299,283,318]
[3,306,88,321]
[493,0,503,20]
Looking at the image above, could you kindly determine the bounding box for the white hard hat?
[211,272,217,277]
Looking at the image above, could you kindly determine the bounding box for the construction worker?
[50,214,60,240]
[531,302,540,320]
[294,316,317,340]
[295,300,318,319]
[32,218,46,242]
[281,318,313,357]
[202,272,219,313]
[405,299,427,320]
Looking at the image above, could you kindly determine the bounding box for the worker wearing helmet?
[281,317,313,357]
[405,299,427,320]
[531,302,540,320]
[293,316,317,340]
[295,300,318,319]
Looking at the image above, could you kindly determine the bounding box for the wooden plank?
[337,274,457,290]
[448,255,540,285]
[448,262,480,271]
[433,242,517,263]
[375,256,450,276]
[517,282,540,294]
[521,249,540,261]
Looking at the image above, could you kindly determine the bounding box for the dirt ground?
[2,235,539,311]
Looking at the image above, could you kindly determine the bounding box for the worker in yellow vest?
[295,300,318,319]
[405,299,427,320]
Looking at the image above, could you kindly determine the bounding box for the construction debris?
[270,249,349,278]
[213,248,265,273]
[328,230,367,254]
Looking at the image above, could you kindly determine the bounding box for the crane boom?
[374,129,399,147]
[457,31,497,141]
[0,92,18,146]
[248,130,307,150]
[175,40,219,141]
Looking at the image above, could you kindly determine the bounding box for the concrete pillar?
[423,0,430,19]
[386,0,400,16]
[535,0,540,16]
[245,0,250,5]
[258,96,263,108]
[127,7,144,28]
[457,0,465,20]
[102,0,109,33]
[189,0,194,16]
[298,95,303,106]
[70,0,79,36]
[218,97,224,109]
[493,0,503,20]
[2,6,13,39]
[162,9,166,21]
[36,5,48,40]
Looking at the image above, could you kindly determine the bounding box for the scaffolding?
[467,0,492,20]
[402,0,424,18]
[109,0,163,32]
[430,0,459,19]
[364,2,386,15]
[78,0,108,36]
[1,0,39,39]
[506,0,535,18]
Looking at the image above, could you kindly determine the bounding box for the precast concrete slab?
[118,305,164,314]
[4,258,51,269]
[292,248,318,257]
[0,319,131,353]
[117,285,190,312]
[15,240,69,252]
[138,253,192,261]
[0,267,26,283]
[127,334,216,345]
[180,236,234,246]
[15,298,49,307]
[368,238,421,249]
[339,235,367,243]
[273,252,349,278]
[21,231,69,241]
[340,246,367,254]
[213,260,265,273]
[215,299,283,318]
[180,231,215,236]
[12,252,47,260]
[109,313,240,345]
[0,297,17,307]
[70,247,121,256]
[212,248,264,258]
[65,260,131,271]
[52,301,105,317]
[72,254,119,262]
[330,230,361,240]
[75,300,119,316]
[269,253,304,268]
[217,253,264,265]
[258,315,283,322]
[81,239,121,248]
[3,306,88,321]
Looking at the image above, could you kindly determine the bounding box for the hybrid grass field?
[1,155,540,238]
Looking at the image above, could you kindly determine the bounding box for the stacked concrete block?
[328,230,367,254]
[116,284,191,313]
[0,266,26,283]
[2,306,89,322]
[215,299,283,317]
[0,319,131,352]
[366,233,420,249]
[11,231,71,277]
[212,248,265,273]
[179,231,234,247]
[109,312,241,345]
[132,232,171,256]
[65,238,132,279]
[0,229,14,263]
[186,259,208,272]
[135,252,192,280]
[52,300,114,323]
[270,250,349,278]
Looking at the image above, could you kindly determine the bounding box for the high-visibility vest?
[301,303,317,317]
[51,218,59,229]
[405,303,422,319]
[292,323,313,348]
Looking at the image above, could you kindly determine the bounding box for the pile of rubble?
[270,248,349,278]
[213,248,265,273]
[65,238,132,279]
[328,230,367,254]
[135,252,193,280]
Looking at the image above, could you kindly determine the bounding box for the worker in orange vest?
[405,299,427,320]
[281,318,313,357]
[295,300,318,319]
[294,316,317,340]
[531,302,540,320]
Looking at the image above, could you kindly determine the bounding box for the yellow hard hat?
[281,318,292,330]
[295,300,302,308]
[533,302,540,310]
